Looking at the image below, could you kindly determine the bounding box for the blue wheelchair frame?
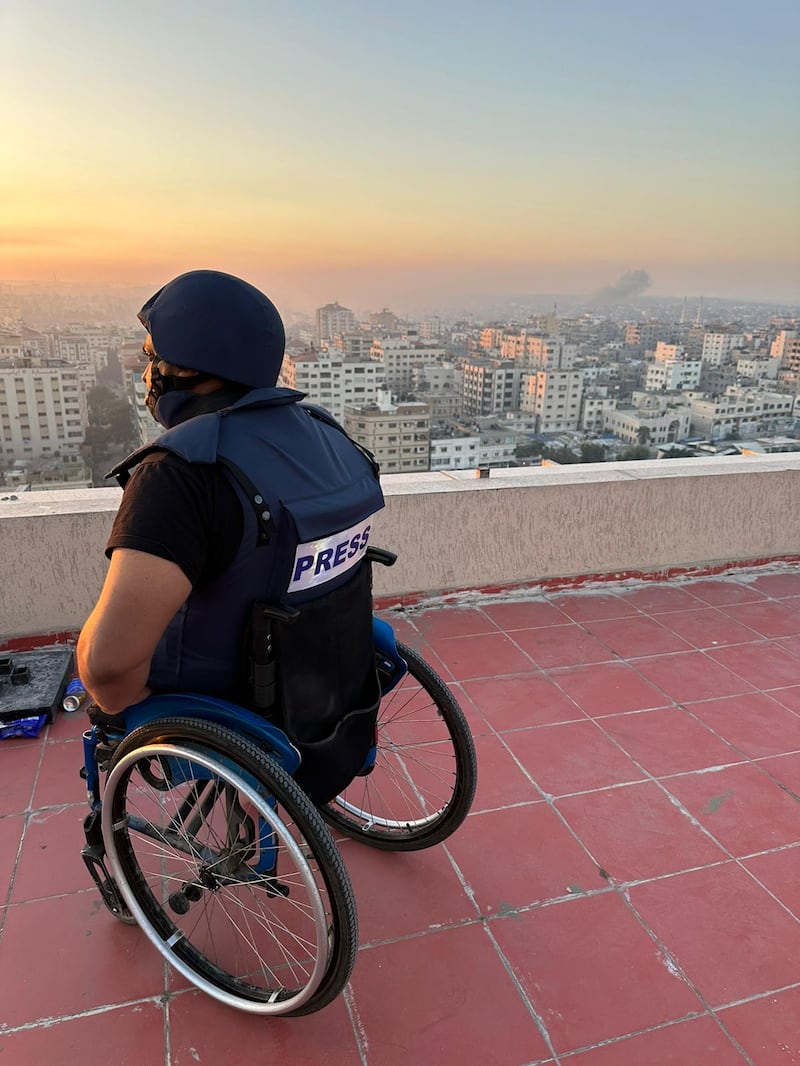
[81,616,408,902]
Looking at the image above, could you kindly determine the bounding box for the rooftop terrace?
[2,457,800,1064]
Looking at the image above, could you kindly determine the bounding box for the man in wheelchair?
[77,269,385,804]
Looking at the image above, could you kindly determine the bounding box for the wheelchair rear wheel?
[102,717,357,1016]
[322,642,477,850]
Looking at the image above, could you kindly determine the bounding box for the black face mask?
[144,362,200,420]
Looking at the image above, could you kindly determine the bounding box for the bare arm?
[77,548,192,714]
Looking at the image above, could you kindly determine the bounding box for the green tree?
[542,446,581,465]
[659,447,695,459]
[83,385,137,483]
[515,440,545,459]
[618,445,651,461]
[579,443,606,463]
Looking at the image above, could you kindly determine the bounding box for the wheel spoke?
[323,642,477,848]
[101,725,356,1015]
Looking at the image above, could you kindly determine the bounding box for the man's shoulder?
[125,449,223,501]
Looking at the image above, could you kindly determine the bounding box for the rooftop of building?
[2,455,800,1064]
[3,566,800,1064]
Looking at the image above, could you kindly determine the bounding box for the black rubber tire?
[322,642,477,851]
[104,717,357,1016]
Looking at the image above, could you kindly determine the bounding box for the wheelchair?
[79,572,477,1017]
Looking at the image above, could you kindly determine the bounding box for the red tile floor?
[3,566,800,1065]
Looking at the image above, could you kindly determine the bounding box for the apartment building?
[580,389,617,432]
[623,322,673,349]
[0,328,53,360]
[735,356,781,381]
[519,370,583,432]
[521,336,577,370]
[0,361,86,462]
[369,337,449,391]
[499,332,577,370]
[281,349,385,422]
[429,433,479,470]
[410,364,463,421]
[343,398,430,474]
[702,331,746,366]
[368,308,401,334]
[329,332,371,360]
[654,342,685,363]
[419,317,446,340]
[689,387,795,439]
[462,358,523,416]
[315,302,358,346]
[0,331,22,359]
[645,359,702,391]
[479,327,505,351]
[774,333,800,373]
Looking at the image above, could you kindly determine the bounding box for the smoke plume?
[593,270,652,304]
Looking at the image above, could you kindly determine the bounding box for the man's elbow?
[77,630,139,690]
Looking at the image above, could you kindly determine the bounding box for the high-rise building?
[315,302,358,346]
[462,358,524,416]
[0,360,87,462]
[368,308,401,334]
[771,330,800,364]
[701,331,745,366]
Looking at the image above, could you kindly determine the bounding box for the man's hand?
[77,548,192,715]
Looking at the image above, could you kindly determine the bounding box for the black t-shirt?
[106,451,243,588]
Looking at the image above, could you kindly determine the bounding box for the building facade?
[343,398,430,474]
[281,349,386,422]
[315,302,358,346]
[519,370,583,432]
[462,358,523,416]
[0,361,87,462]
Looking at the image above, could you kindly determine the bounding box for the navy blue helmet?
[138,270,285,389]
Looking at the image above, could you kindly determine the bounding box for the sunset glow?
[2,0,798,308]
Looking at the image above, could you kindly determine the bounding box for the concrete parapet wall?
[2,455,800,638]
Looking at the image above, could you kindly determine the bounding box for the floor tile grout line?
[0,994,166,1035]
[583,722,800,889]
[486,683,800,925]
[616,884,757,1065]
[533,663,800,874]
[0,734,49,936]
[710,977,800,1013]
[618,882,759,1066]
[163,990,172,1066]
[552,1008,751,1063]
[480,919,560,1062]
[536,585,800,709]
[453,670,591,735]
[342,982,370,1066]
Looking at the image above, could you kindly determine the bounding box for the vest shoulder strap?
[300,402,381,478]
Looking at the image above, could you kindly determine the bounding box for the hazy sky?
[2,0,799,311]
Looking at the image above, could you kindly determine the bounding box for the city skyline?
[2,1,799,309]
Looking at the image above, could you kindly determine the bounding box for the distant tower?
[315,301,357,346]
[695,297,704,326]
[679,297,687,324]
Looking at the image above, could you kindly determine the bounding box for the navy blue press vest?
[111,388,385,700]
